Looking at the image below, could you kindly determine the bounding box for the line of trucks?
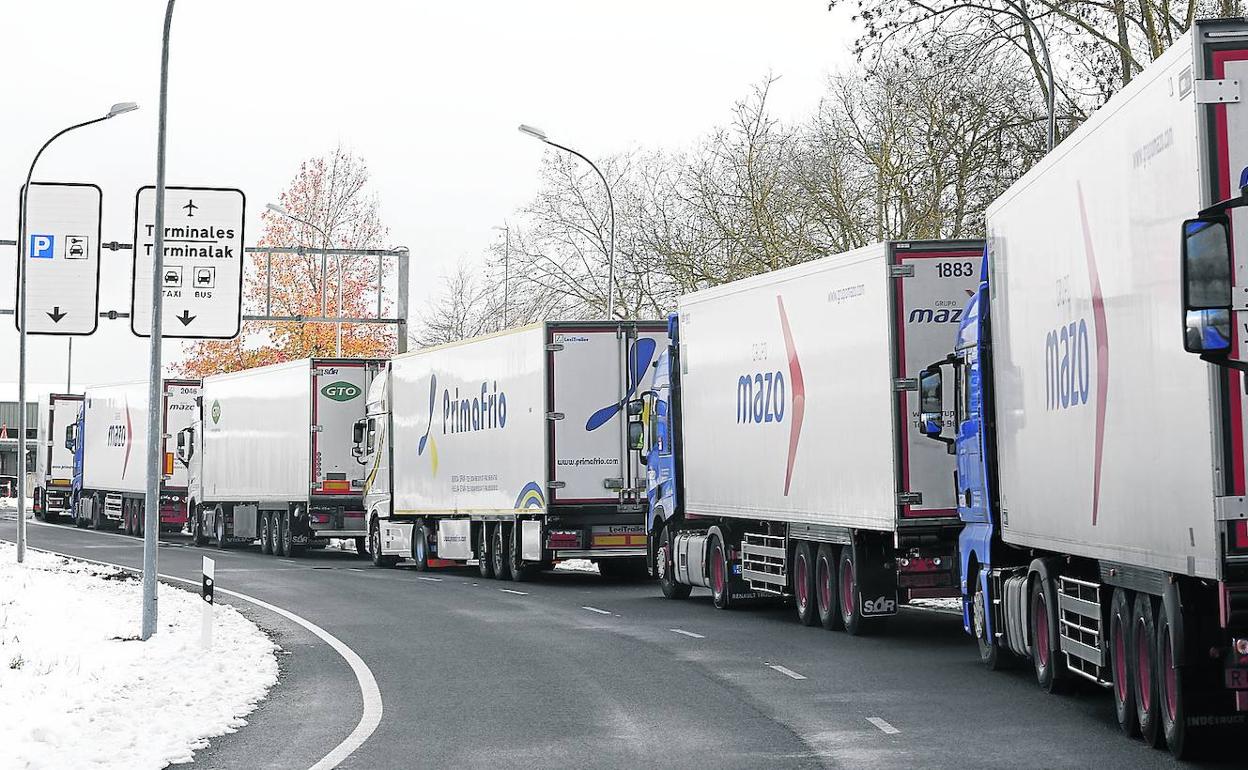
[29,19,1248,758]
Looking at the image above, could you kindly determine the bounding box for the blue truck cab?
[67,406,86,528]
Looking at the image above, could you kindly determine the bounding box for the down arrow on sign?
[176,310,196,326]
[47,307,67,323]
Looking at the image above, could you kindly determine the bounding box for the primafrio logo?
[321,381,361,402]
[585,337,658,431]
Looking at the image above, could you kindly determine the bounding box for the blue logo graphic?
[514,481,546,510]
[29,234,54,259]
[418,374,437,455]
[585,337,658,431]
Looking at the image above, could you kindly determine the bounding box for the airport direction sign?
[16,182,103,335]
[131,186,245,339]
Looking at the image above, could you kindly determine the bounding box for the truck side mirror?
[175,427,194,463]
[1182,216,1234,355]
[626,398,644,418]
[352,419,366,446]
[918,364,955,454]
[64,424,74,451]
[628,421,645,451]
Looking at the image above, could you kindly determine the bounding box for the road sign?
[131,186,244,339]
[16,182,102,335]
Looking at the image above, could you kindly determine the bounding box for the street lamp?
[1000,1,1056,151]
[15,100,139,565]
[518,124,616,320]
[492,224,510,328]
[266,202,341,356]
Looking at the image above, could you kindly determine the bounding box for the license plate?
[1224,667,1248,689]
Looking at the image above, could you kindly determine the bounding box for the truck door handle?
[964,489,973,508]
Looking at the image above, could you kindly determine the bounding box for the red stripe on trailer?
[1213,50,1248,497]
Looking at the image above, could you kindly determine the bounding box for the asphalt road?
[2,516,1238,769]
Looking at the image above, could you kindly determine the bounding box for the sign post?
[131,185,245,339]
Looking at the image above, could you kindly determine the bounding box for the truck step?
[742,532,787,591]
[1057,575,1111,686]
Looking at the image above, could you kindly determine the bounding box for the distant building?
[0,401,39,478]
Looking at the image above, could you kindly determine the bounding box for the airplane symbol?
[182,200,198,217]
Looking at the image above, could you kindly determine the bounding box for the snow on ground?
[0,544,279,770]
[908,596,963,614]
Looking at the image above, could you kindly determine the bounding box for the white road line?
[416,576,442,582]
[670,628,705,639]
[767,664,807,680]
[278,559,299,566]
[499,588,529,595]
[581,605,612,615]
[5,542,382,770]
[347,568,365,572]
[866,717,900,735]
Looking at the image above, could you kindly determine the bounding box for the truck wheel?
[191,508,206,546]
[477,523,495,579]
[123,500,133,536]
[1110,587,1139,737]
[260,511,274,555]
[369,519,398,568]
[90,496,101,530]
[507,527,534,582]
[492,523,513,581]
[75,501,88,528]
[838,546,867,634]
[1133,593,1163,747]
[1029,575,1070,694]
[215,507,229,550]
[973,568,1007,670]
[1156,597,1189,757]
[815,544,842,630]
[412,524,431,571]
[657,524,691,600]
[136,503,144,538]
[280,511,298,557]
[793,541,817,626]
[709,533,732,609]
[354,537,367,558]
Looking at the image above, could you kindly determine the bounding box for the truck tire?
[838,545,868,634]
[507,527,535,582]
[1029,574,1070,694]
[369,518,398,568]
[123,500,133,536]
[657,524,691,600]
[136,503,144,538]
[973,568,1007,670]
[412,524,431,571]
[1156,596,1189,756]
[492,523,513,581]
[260,511,274,555]
[709,532,732,610]
[1110,587,1139,737]
[90,495,102,530]
[215,506,229,550]
[1133,593,1163,747]
[815,544,842,630]
[477,523,495,579]
[793,541,817,626]
[191,507,206,546]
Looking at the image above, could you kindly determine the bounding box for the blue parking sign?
[29,234,54,259]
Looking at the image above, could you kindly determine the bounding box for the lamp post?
[518,124,616,320]
[266,203,338,355]
[492,224,510,328]
[15,100,139,565]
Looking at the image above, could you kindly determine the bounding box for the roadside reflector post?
[201,555,214,650]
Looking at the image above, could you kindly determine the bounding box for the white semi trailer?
[357,321,664,579]
[913,18,1248,757]
[71,380,201,534]
[178,358,382,557]
[34,393,81,522]
[637,240,983,631]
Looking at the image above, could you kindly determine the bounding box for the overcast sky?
[0,0,856,396]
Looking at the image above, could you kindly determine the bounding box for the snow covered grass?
[908,596,963,614]
[553,558,599,574]
[0,544,279,769]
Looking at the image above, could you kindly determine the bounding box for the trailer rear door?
[548,324,665,504]
[311,361,375,495]
[48,396,83,485]
[163,382,200,490]
[892,242,983,519]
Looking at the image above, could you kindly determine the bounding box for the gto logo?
[322,381,361,402]
[862,596,896,614]
[210,400,221,424]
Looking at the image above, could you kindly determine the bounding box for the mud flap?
[855,537,899,618]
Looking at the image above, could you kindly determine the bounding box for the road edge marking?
[3,541,382,770]
[766,663,807,680]
[866,716,900,735]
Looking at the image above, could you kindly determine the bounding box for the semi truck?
[177,358,382,557]
[915,18,1248,758]
[633,239,983,632]
[70,379,201,534]
[356,321,664,579]
[33,393,82,522]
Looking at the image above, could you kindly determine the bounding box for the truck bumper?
[307,505,367,538]
[159,493,187,527]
